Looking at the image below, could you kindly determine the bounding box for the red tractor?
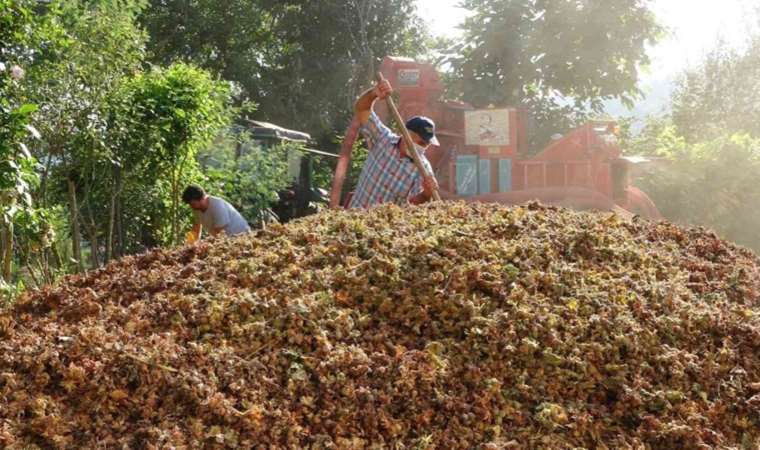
[331,56,660,220]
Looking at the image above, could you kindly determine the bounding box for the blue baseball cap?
[405,116,440,146]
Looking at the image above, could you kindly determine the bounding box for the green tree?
[0,102,37,285]
[114,63,231,245]
[20,0,147,270]
[624,18,760,252]
[140,0,429,148]
[619,114,687,158]
[445,0,663,151]
[0,0,42,290]
[253,0,428,147]
[671,37,760,143]
[633,132,760,252]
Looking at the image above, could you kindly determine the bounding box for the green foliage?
[0,0,43,288]
[140,0,430,149]
[0,0,34,63]
[23,0,147,160]
[620,115,687,158]
[0,103,37,221]
[14,205,60,253]
[115,64,231,167]
[445,0,663,151]
[0,0,36,220]
[114,63,232,244]
[0,277,24,307]
[1,1,236,298]
[310,133,368,201]
[626,22,760,253]
[671,37,760,143]
[199,130,291,225]
[10,204,72,287]
[13,0,150,274]
[634,133,760,252]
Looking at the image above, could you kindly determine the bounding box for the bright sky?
[416,0,759,117]
[645,0,756,79]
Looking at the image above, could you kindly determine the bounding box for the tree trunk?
[1,223,13,282]
[235,140,243,160]
[116,195,124,257]
[171,176,179,246]
[25,245,42,288]
[106,165,122,262]
[106,193,115,262]
[171,157,186,246]
[40,152,54,207]
[67,178,84,273]
[51,242,64,271]
[0,227,5,281]
[171,149,191,246]
[40,249,52,284]
[85,201,100,269]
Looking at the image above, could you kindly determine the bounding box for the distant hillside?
[605,78,675,131]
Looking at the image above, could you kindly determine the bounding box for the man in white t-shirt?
[182,185,250,240]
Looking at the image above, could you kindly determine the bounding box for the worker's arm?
[354,79,392,125]
[354,80,396,152]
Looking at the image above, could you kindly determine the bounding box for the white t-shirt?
[194,196,250,236]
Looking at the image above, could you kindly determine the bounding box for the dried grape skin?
[0,202,759,449]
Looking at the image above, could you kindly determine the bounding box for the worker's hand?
[422,176,439,198]
[373,79,393,100]
[185,230,198,245]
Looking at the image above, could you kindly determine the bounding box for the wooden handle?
[376,72,441,202]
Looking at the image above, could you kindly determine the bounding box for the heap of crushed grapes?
[1,202,759,449]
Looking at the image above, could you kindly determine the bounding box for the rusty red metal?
[330,117,361,209]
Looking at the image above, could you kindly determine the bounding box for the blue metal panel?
[499,159,512,192]
[455,155,478,197]
[479,158,491,194]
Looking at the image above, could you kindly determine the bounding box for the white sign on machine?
[397,69,420,87]
[465,109,511,146]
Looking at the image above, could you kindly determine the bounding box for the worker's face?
[188,197,207,211]
[400,132,429,155]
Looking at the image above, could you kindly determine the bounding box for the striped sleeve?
[360,111,394,151]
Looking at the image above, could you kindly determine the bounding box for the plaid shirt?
[349,112,433,209]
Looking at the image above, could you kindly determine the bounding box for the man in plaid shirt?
[349,78,439,208]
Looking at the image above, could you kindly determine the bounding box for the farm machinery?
[330,56,661,219]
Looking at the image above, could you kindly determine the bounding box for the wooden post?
[1,222,13,282]
[106,165,122,263]
[564,164,568,187]
[542,163,547,188]
[67,178,84,273]
[330,117,361,209]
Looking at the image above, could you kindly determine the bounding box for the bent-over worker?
[182,185,250,241]
[349,78,439,208]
